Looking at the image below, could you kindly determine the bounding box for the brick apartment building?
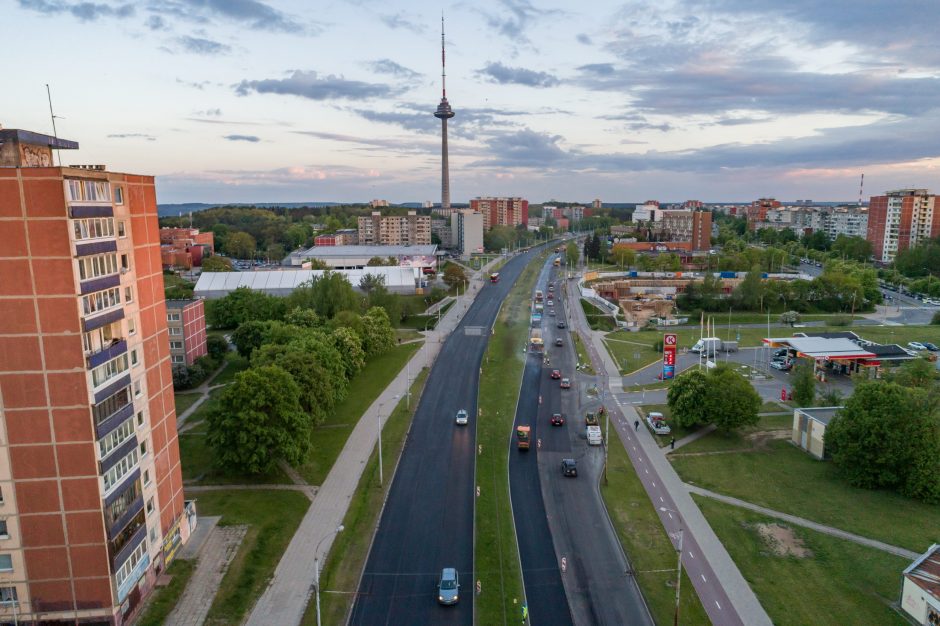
[357,211,431,245]
[314,228,358,247]
[867,189,939,262]
[746,198,781,228]
[165,300,207,366]
[159,227,214,270]
[470,197,529,230]
[0,128,189,623]
[657,210,712,251]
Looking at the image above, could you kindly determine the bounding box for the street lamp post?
[659,507,684,626]
[314,524,344,626]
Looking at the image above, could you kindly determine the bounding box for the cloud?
[149,0,313,35]
[224,134,260,142]
[194,108,223,117]
[379,12,425,34]
[476,129,569,167]
[479,0,562,42]
[18,0,134,20]
[176,77,212,90]
[145,14,167,29]
[478,62,560,88]
[107,133,156,141]
[577,63,615,76]
[236,71,395,101]
[175,35,230,55]
[368,59,421,80]
[576,33,592,45]
[348,104,523,140]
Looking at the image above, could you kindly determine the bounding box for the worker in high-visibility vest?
[522,604,529,623]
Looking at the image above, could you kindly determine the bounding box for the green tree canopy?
[442,263,468,290]
[361,306,396,356]
[285,272,361,320]
[226,231,257,259]
[666,368,710,428]
[201,256,233,272]
[791,362,817,407]
[206,287,287,329]
[702,365,761,431]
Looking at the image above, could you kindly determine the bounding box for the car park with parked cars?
[909,341,928,351]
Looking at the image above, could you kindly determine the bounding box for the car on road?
[437,568,459,605]
[557,321,566,328]
[925,299,940,306]
[560,377,571,389]
[909,341,928,351]
[550,413,565,426]
[770,360,792,371]
[924,342,940,351]
[646,412,671,435]
[555,337,564,347]
[561,458,578,477]
[455,409,468,425]
[549,309,556,316]
[550,369,562,379]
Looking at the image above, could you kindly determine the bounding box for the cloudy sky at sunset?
[5,0,940,204]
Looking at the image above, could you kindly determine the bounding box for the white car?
[646,412,671,435]
[908,342,928,351]
[455,409,469,425]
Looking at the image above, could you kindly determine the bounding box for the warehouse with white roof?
[285,244,439,270]
[194,267,422,298]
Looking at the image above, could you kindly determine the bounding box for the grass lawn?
[395,328,423,342]
[209,354,249,386]
[178,421,291,485]
[135,559,195,626]
[603,337,661,374]
[294,342,421,485]
[399,300,454,330]
[174,392,201,416]
[673,413,794,455]
[671,439,940,552]
[580,298,617,331]
[193,489,311,625]
[474,251,547,624]
[304,369,430,626]
[694,496,908,626]
[601,429,709,625]
[571,332,595,375]
[759,400,787,413]
[675,312,864,325]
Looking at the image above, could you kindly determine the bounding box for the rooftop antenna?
[45,84,63,166]
[858,173,864,207]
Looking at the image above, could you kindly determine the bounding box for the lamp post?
[314,524,344,626]
[659,507,684,626]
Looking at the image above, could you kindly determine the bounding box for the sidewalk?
[566,275,772,626]
[245,256,502,626]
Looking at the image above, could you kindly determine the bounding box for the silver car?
[437,567,459,605]
[455,409,468,425]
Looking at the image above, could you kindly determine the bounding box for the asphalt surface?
[534,268,655,626]
[508,259,573,625]
[350,247,543,626]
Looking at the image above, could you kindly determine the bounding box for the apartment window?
[99,418,135,459]
[81,287,121,316]
[169,327,182,336]
[143,469,151,487]
[104,480,142,528]
[128,318,137,336]
[171,355,185,364]
[102,447,139,493]
[114,186,124,205]
[115,542,147,589]
[92,387,132,427]
[0,555,11,572]
[121,254,129,271]
[118,220,126,237]
[78,253,118,281]
[134,380,142,398]
[0,586,17,604]
[73,217,115,241]
[0,487,4,504]
[136,411,144,427]
[139,441,147,457]
[146,497,154,515]
[91,354,129,388]
[66,179,111,203]
[131,349,139,367]
[170,341,184,350]
[125,286,134,303]
[0,521,8,539]
[167,312,181,322]
[149,526,157,544]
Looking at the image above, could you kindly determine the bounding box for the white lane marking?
[652,482,656,488]
[667,513,672,519]
[701,574,707,583]
[644,469,649,474]
[715,601,722,610]
[688,551,694,559]
[659,496,664,502]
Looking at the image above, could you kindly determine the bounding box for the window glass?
[0,555,11,572]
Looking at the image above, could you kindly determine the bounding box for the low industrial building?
[165,299,208,366]
[791,407,841,459]
[194,266,424,298]
[314,229,358,246]
[901,544,940,625]
[285,244,438,270]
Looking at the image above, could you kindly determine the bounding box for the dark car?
[924,342,940,351]
[555,337,564,347]
[561,458,577,477]
[550,369,562,379]
[550,413,565,426]
[557,321,566,329]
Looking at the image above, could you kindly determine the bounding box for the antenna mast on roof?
[45,84,62,166]
[858,173,864,207]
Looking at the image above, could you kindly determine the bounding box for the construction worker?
[522,603,529,624]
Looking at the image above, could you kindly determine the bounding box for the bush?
[829,315,852,326]
[932,311,940,325]
[171,354,223,391]
[206,334,230,361]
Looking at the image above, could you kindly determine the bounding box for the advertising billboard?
[663,333,677,379]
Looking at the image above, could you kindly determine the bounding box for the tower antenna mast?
[441,13,447,97]
[46,84,62,166]
[858,173,864,207]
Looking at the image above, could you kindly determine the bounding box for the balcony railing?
[69,205,113,219]
[82,307,124,333]
[76,239,117,257]
[87,339,127,370]
[79,273,120,296]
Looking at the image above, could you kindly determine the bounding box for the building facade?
[656,210,712,251]
[313,229,358,247]
[0,129,188,623]
[867,189,939,263]
[746,198,781,228]
[450,210,483,258]
[470,197,528,230]
[165,300,207,367]
[357,211,431,246]
[430,217,452,248]
[159,227,214,270]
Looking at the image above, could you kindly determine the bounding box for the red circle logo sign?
[664,335,677,345]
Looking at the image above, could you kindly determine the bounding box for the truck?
[517,425,531,450]
[490,272,500,283]
[529,329,544,352]
[690,337,738,355]
[535,290,544,303]
[585,406,605,427]
[531,312,542,327]
[586,425,602,445]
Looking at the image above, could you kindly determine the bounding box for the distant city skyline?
[6,0,939,203]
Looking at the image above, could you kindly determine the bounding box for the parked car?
[924,342,939,351]
[555,337,564,347]
[550,413,565,426]
[560,377,571,389]
[437,568,460,605]
[646,412,671,435]
[561,458,578,477]
[909,341,928,351]
[455,409,468,425]
[550,369,562,379]
[770,360,792,371]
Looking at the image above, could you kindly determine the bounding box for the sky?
[4,0,940,204]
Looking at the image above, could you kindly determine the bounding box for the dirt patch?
[755,523,813,558]
[744,429,790,451]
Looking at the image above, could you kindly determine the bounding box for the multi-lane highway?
[350,246,542,625]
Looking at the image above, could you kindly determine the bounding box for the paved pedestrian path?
[686,484,919,560]
[278,459,317,501]
[566,273,772,626]
[245,256,504,626]
[184,484,317,495]
[165,524,248,626]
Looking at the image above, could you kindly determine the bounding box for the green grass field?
[570,331,595,375]
[134,559,195,626]
[604,337,662,375]
[601,429,709,625]
[580,298,617,331]
[694,496,908,626]
[308,369,430,625]
[636,404,701,446]
[173,392,201,416]
[294,341,421,485]
[671,439,940,553]
[209,353,250,386]
[194,489,311,625]
[474,252,547,624]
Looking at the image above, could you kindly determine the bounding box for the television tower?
[434,15,455,212]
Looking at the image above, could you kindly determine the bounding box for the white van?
[586,425,602,445]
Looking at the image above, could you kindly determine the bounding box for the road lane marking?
[652,482,656,488]
[688,551,693,559]
[645,469,649,474]
[659,496,664,502]
[715,601,722,610]
[701,574,707,583]
[667,513,672,519]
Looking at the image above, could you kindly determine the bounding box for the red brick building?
[165,300,207,366]
[746,198,781,228]
[867,189,940,262]
[470,197,529,229]
[159,227,213,269]
[314,229,358,246]
[0,128,189,623]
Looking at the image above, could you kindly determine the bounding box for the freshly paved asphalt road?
[508,260,572,625]
[535,268,655,626]
[350,247,542,626]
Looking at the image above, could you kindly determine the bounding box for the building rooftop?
[296,244,437,257]
[904,544,940,600]
[794,406,842,426]
[194,267,420,296]
[764,336,876,360]
[166,299,200,309]
[0,128,79,150]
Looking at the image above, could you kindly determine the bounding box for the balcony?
[95,401,134,440]
[100,433,138,475]
[111,520,146,571]
[87,339,127,369]
[69,205,113,219]
[82,307,124,333]
[94,373,131,405]
[80,273,121,295]
[76,239,117,257]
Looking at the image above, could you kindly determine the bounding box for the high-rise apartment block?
[357,211,431,246]
[868,189,939,262]
[450,210,483,257]
[470,197,528,230]
[657,210,712,251]
[0,128,189,623]
[166,300,207,367]
[746,198,781,228]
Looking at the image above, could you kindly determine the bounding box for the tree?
[205,287,287,329]
[252,344,334,424]
[825,382,940,503]
[231,320,275,358]
[792,363,817,407]
[367,256,387,267]
[588,233,601,261]
[779,310,801,326]
[206,366,311,474]
[702,365,761,431]
[227,232,257,259]
[609,244,635,268]
[361,306,396,356]
[330,326,366,379]
[285,272,361,320]
[206,334,230,361]
[889,356,938,389]
[666,368,710,428]
[566,241,579,267]
[442,263,467,290]
[285,307,321,328]
[733,264,765,311]
[266,243,285,262]
[359,272,386,294]
[831,235,873,262]
[201,256,233,272]
[367,283,402,326]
